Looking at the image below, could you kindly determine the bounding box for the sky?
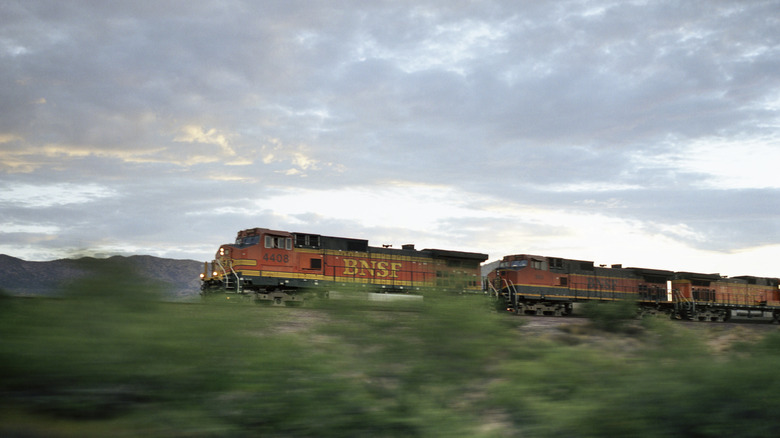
[1,0,779,278]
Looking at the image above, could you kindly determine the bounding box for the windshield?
[499,260,528,270]
[234,235,261,247]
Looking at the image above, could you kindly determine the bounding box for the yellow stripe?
[508,282,644,292]
[516,293,627,300]
[231,259,257,267]
[507,283,642,297]
[216,267,476,289]
[235,269,435,287]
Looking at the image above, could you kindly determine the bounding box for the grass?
[3,276,780,437]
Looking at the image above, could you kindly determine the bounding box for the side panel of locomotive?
[487,254,673,315]
[672,272,780,321]
[201,227,488,304]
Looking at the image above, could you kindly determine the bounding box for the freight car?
[487,253,780,323]
[201,227,488,304]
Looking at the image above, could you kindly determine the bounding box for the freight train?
[201,227,780,323]
[487,253,780,323]
[200,227,488,304]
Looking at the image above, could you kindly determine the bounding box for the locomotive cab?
[201,228,295,293]
[491,254,565,289]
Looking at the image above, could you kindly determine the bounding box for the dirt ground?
[268,303,780,356]
[512,312,780,355]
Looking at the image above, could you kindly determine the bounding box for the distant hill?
[0,254,203,299]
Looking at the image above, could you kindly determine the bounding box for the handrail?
[673,289,690,304]
[229,261,241,293]
[215,259,242,293]
[486,280,501,298]
[502,278,517,295]
[501,278,519,311]
[215,259,228,280]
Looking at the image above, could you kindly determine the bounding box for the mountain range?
[0,254,203,299]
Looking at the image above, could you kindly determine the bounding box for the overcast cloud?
[2,0,779,277]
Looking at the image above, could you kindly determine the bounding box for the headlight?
[213,271,219,277]
[200,273,205,279]
[219,248,225,255]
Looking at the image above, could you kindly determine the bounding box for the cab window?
[235,235,260,247]
[499,260,528,270]
[265,236,292,250]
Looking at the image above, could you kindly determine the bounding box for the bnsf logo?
[588,277,618,290]
[342,258,403,278]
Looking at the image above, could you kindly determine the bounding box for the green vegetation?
[581,299,640,332]
[3,275,780,437]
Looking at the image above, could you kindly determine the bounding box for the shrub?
[582,299,638,332]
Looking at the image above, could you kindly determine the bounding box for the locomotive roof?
[237,227,290,237]
[731,276,779,286]
[624,267,675,277]
[289,229,487,260]
[422,248,489,262]
[369,246,488,261]
[674,272,723,281]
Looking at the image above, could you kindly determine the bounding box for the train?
[200,227,488,305]
[201,227,780,323]
[487,254,780,322]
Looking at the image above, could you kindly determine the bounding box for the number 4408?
[263,253,289,263]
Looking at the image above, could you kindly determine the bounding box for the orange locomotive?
[487,253,780,322]
[486,254,673,316]
[672,272,780,321]
[201,227,488,304]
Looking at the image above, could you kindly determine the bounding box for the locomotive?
[200,227,488,304]
[487,253,780,323]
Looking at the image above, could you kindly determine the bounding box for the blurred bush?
[581,299,639,332]
[3,281,780,437]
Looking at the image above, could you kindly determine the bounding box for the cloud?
[0,133,23,143]
[1,0,779,279]
[0,183,117,208]
[673,136,780,189]
[174,125,236,157]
